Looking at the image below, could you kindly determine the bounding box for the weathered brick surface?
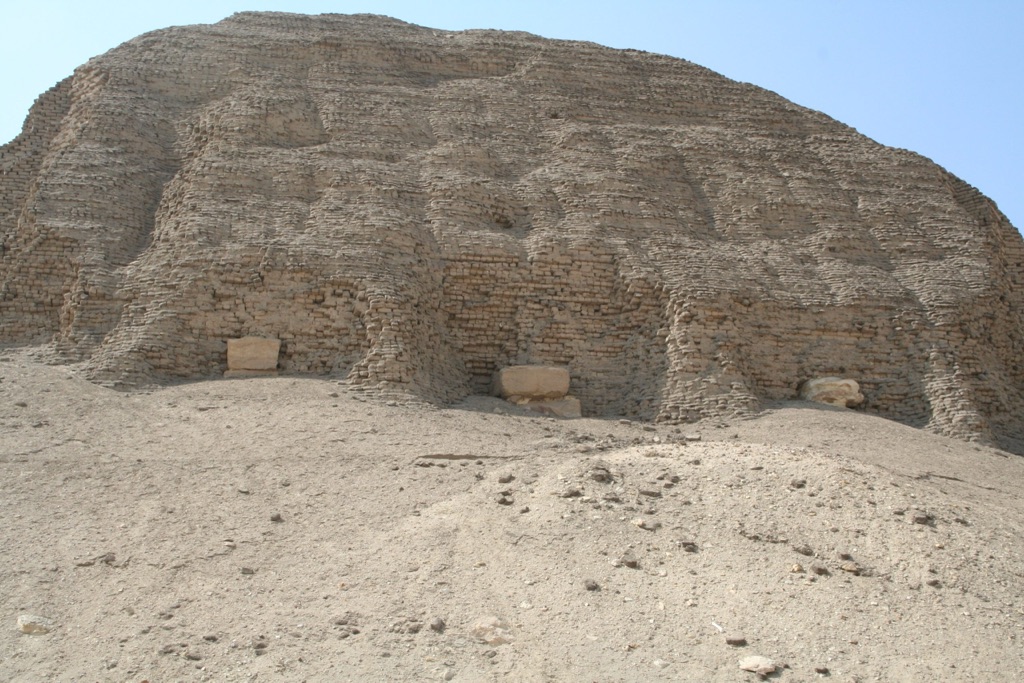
[1,13,1022,449]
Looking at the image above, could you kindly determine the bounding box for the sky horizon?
[3,1,1021,231]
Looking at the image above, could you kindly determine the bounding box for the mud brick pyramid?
[1,12,1022,449]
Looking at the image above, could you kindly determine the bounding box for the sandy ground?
[1,347,1022,682]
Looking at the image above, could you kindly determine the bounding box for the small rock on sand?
[470,616,512,645]
[17,614,53,635]
[738,655,776,675]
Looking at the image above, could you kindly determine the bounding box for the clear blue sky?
[3,1,1021,231]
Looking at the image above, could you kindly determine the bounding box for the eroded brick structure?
[1,13,1022,449]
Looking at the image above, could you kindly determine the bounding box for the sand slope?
[1,347,1022,682]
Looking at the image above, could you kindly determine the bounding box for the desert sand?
[2,346,1022,682]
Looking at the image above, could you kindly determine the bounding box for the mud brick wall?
[1,12,1022,450]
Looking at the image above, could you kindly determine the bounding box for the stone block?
[227,337,280,371]
[800,377,864,408]
[494,365,570,400]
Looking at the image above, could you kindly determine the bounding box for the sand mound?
[2,349,1022,681]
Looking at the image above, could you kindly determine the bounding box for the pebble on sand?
[738,655,776,675]
[618,551,640,568]
[470,616,512,645]
[631,518,660,531]
[17,614,53,635]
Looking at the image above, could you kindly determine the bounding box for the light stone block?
[227,337,280,371]
[494,365,570,400]
[800,377,864,408]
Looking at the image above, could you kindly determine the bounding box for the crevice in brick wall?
[0,78,74,342]
[0,78,73,237]
[438,246,670,418]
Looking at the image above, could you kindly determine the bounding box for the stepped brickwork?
[1,12,1022,449]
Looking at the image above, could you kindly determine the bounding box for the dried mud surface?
[2,348,1022,682]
